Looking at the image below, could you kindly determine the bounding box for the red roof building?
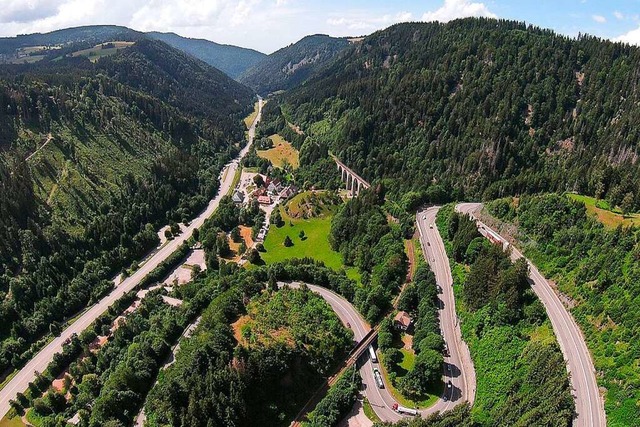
[258,195,271,205]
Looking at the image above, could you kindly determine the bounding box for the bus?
[373,368,384,389]
[369,345,378,363]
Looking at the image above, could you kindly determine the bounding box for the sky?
[1,0,640,53]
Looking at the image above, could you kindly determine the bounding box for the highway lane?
[0,97,263,419]
[281,205,478,423]
[415,208,476,412]
[278,282,403,422]
[362,207,476,422]
[456,203,606,427]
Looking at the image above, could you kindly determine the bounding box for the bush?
[284,236,293,247]
[303,367,361,427]
[248,248,262,264]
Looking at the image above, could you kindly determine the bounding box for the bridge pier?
[333,156,371,198]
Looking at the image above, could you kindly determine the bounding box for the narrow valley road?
[456,203,606,427]
[0,98,263,420]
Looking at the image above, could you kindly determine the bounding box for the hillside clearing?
[257,134,299,169]
[568,194,640,228]
[261,198,359,282]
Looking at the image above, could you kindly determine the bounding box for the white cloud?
[326,11,412,31]
[614,26,640,45]
[613,11,624,20]
[592,14,606,23]
[421,0,496,23]
[0,0,65,23]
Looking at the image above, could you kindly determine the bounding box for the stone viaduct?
[332,155,370,197]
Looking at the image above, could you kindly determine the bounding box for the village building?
[258,195,271,205]
[232,190,245,204]
[393,311,413,331]
[278,185,298,200]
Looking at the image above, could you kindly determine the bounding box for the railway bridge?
[332,155,370,197]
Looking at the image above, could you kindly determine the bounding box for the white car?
[423,215,426,220]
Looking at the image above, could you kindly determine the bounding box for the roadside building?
[232,190,245,204]
[393,311,412,331]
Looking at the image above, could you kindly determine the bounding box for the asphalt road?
[456,203,606,427]
[282,205,477,423]
[415,207,476,413]
[0,98,263,420]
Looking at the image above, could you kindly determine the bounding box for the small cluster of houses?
[231,174,299,243]
[233,176,298,207]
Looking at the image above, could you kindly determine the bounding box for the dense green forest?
[0,39,253,378]
[330,187,407,322]
[147,32,266,79]
[433,206,574,426]
[239,34,350,95]
[487,194,640,425]
[144,267,353,427]
[269,19,640,209]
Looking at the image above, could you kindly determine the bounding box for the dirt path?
[25,133,53,162]
[404,238,416,282]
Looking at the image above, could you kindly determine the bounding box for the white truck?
[392,403,418,416]
[373,368,384,389]
[368,345,378,363]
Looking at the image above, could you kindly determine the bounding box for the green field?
[261,199,359,282]
[568,193,640,228]
[71,41,134,62]
[398,348,416,372]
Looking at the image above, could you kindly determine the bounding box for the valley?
[0,11,639,427]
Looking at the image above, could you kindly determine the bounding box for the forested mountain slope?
[148,32,266,79]
[0,40,253,376]
[239,34,351,95]
[273,19,640,210]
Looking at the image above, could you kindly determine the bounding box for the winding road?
[281,205,477,423]
[0,98,263,420]
[456,203,606,427]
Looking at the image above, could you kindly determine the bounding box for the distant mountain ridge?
[0,25,143,55]
[0,25,266,80]
[239,34,351,95]
[147,32,266,79]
